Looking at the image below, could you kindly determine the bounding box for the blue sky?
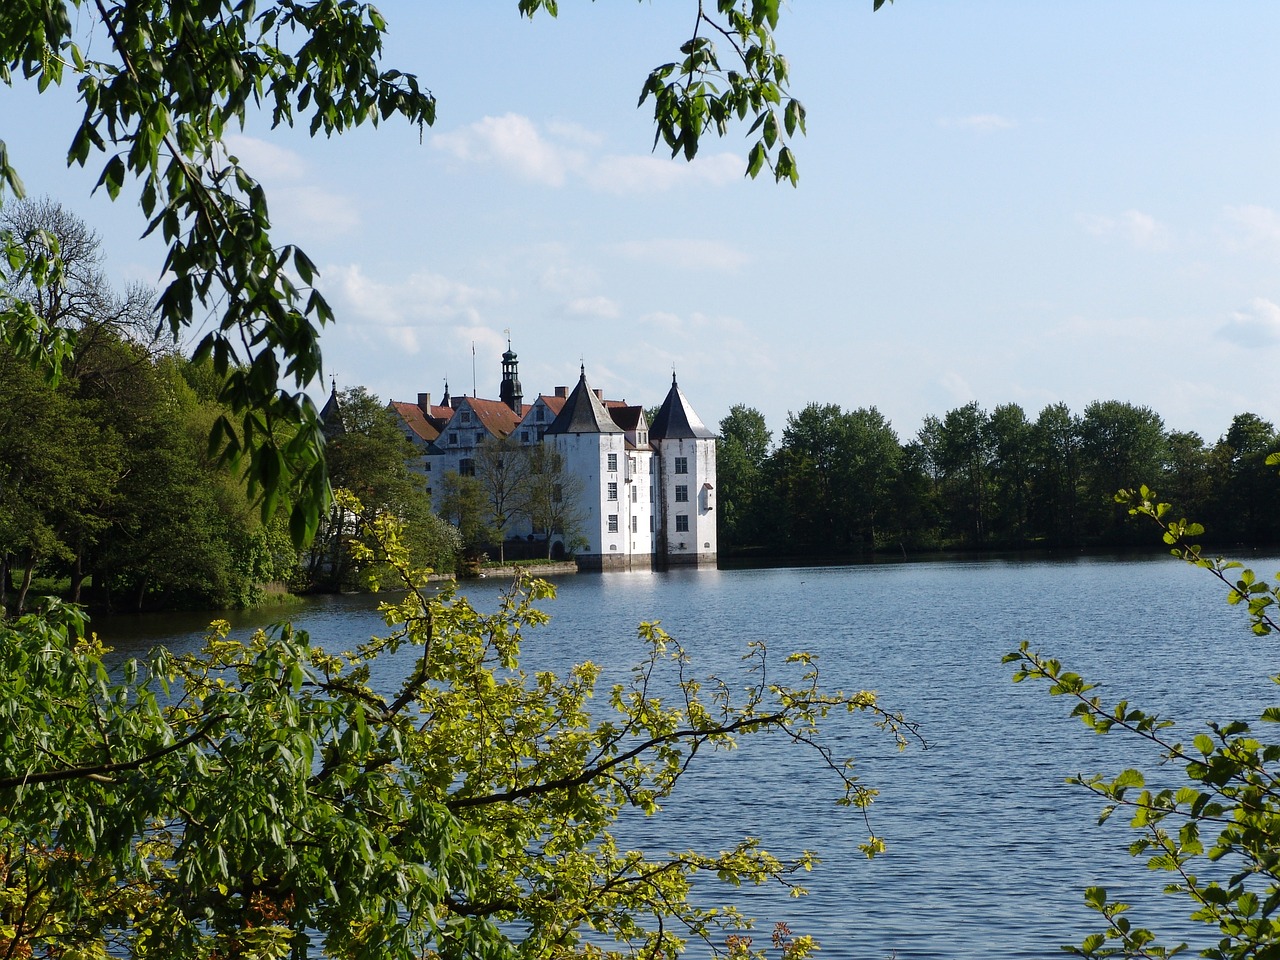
[4,2,1279,444]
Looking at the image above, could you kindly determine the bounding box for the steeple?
[649,370,715,440]
[319,376,346,440]
[499,339,523,415]
[441,379,452,409]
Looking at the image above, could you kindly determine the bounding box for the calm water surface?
[93,554,1280,959]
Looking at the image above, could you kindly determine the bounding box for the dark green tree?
[305,387,453,589]
[935,402,994,546]
[1079,401,1167,542]
[717,405,772,551]
[1029,402,1084,546]
[986,403,1034,545]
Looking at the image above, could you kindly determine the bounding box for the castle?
[384,345,717,571]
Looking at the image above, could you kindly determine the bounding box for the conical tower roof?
[319,380,346,439]
[543,366,623,435]
[649,372,715,440]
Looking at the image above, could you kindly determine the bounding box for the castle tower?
[499,340,523,415]
[649,372,717,567]
[543,366,649,571]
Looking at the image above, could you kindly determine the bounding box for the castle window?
[461,411,472,424]
[607,453,618,472]
[675,456,688,474]
[631,516,638,533]
[459,459,475,477]
[631,486,637,503]
[449,434,458,446]
[675,485,689,503]
[475,432,484,444]
[536,407,545,422]
[607,482,618,501]
[676,514,689,533]
[521,430,530,442]
[608,515,619,533]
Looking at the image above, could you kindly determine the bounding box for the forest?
[0,200,457,614]
[715,399,1280,559]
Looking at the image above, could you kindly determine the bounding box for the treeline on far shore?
[715,400,1280,559]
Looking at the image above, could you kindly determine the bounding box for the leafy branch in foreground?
[0,492,919,960]
[1004,486,1280,959]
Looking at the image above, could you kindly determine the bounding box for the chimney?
[593,389,603,400]
[417,392,431,411]
[555,386,568,398]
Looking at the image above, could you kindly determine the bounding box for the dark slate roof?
[649,374,715,440]
[319,384,345,438]
[543,369,624,435]
[608,405,646,433]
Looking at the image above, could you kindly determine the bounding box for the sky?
[4,2,1280,446]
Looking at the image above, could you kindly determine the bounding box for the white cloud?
[1078,209,1170,250]
[1217,297,1280,346]
[939,371,975,402]
[323,263,498,337]
[938,114,1016,132]
[1221,205,1280,257]
[565,295,621,320]
[274,185,360,233]
[224,134,308,181]
[432,113,740,194]
[221,134,360,234]
[613,238,750,272]
[585,153,741,193]
[432,113,581,187]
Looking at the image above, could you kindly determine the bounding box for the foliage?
[1004,486,1280,958]
[0,201,304,612]
[303,387,456,588]
[0,497,917,960]
[0,2,832,547]
[518,441,589,560]
[716,397,1280,558]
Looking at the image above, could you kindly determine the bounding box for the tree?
[1006,487,1280,958]
[474,436,531,563]
[717,405,772,550]
[986,403,1034,545]
[437,470,494,560]
[935,402,994,546]
[1029,402,1084,546]
[1079,401,1167,542]
[0,499,916,960]
[1,2,818,546]
[519,442,588,560]
[1208,413,1280,543]
[304,387,454,589]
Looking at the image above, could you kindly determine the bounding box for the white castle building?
[386,345,717,570]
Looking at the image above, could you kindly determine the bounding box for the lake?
[92,552,1280,959]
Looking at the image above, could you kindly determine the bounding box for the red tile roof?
[389,401,440,443]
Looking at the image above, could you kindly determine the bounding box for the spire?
[649,375,715,441]
[442,378,451,409]
[319,379,345,439]
[544,366,623,436]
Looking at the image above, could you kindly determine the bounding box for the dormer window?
[536,407,545,422]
